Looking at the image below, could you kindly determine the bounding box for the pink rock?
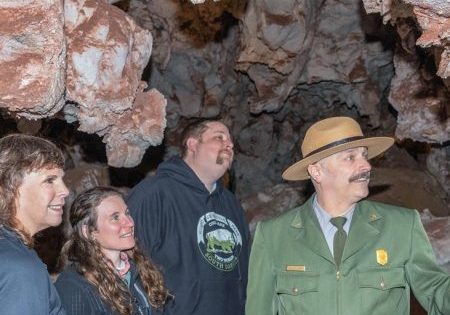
[0,0,65,119]
[64,0,166,167]
[103,87,167,168]
[413,6,450,80]
[65,0,152,109]
[405,0,450,17]
[388,51,449,142]
[362,0,450,143]
[362,0,450,83]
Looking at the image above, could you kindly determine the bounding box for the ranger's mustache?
[349,171,371,182]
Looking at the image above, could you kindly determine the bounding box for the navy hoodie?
[127,156,249,315]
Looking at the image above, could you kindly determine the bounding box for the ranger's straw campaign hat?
[282,116,394,181]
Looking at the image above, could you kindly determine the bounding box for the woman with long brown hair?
[55,186,168,315]
[0,134,69,314]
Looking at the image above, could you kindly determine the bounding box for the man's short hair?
[181,118,223,158]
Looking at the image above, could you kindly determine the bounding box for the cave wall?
[0,0,448,218]
[0,0,448,207]
[127,0,448,203]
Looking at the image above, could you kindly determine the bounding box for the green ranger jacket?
[246,196,450,315]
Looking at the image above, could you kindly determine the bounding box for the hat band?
[303,136,364,158]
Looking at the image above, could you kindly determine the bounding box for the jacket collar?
[128,258,139,284]
[0,225,24,245]
[343,201,381,262]
[290,196,382,265]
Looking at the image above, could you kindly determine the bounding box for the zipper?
[134,282,150,308]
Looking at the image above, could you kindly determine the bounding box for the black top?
[55,261,155,315]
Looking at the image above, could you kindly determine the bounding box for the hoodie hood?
[157,156,223,196]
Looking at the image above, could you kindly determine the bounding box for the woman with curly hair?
[0,134,69,314]
[55,186,169,315]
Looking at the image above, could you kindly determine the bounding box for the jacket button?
[380,281,385,289]
[292,287,299,294]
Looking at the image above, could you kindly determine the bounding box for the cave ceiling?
[0,0,448,203]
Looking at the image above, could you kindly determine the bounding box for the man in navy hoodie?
[127,119,249,315]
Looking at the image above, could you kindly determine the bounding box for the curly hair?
[0,134,64,245]
[60,186,168,314]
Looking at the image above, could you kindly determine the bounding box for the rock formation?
[363,0,450,143]
[0,0,448,202]
[64,0,166,167]
[421,210,450,273]
[0,0,166,167]
[0,0,66,119]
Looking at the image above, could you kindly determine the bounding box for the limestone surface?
[64,0,166,167]
[362,0,450,143]
[0,0,66,119]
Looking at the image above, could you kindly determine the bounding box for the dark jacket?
[55,261,154,315]
[126,156,250,315]
[0,226,65,315]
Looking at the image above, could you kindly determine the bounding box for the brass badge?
[376,249,388,266]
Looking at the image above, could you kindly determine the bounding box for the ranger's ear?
[307,164,320,183]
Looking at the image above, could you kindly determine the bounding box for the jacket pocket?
[357,267,408,314]
[275,273,319,314]
[358,267,406,290]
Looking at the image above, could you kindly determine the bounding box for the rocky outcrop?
[64,0,152,115]
[234,0,395,195]
[362,0,450,143]
[64,0,165,167]
[413,4,450,82]
[427,146,450,195]
[0,0,166,167]
[421,210,450,273]
[1,0,448,199]
[388,50,449,142]
[0,0,65,119]
[128,0,247,138]
[103,87,166,168]
[128,0,397,197]
[362,0,449,204]
[236,0,325,114]
[236,0,393,128]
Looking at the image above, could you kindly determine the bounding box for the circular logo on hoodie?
[197,212,242,271]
